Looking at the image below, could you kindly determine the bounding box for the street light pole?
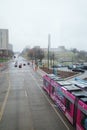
[53,52,54,73]
[48,34,51,73]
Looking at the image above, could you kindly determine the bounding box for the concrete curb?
[37,68,47,77]
[64,73,82,80]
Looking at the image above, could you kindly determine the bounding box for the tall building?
[0,29,9,55]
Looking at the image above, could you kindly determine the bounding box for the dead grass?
[40,67,78,78]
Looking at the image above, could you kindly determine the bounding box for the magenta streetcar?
[43,74,87,130]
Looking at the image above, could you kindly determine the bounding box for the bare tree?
[27,47,45,64]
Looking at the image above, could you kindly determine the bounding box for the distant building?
[58,46,67,52]
[34,46,40,49]
[42,46,67,53]
[0,29,8,50]
[8,43,13,51]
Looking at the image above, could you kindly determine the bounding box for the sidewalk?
[0,63,8,72]
[36,67,47,77]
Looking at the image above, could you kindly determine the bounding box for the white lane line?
[0,77,11,121]
[25,90,28,97]
[30,73,70,130]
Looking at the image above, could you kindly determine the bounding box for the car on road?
[23,63,26,66]
[27,62,30,65]
[14,64,17,67]
[14,62,18,67]
[19,64,22,68]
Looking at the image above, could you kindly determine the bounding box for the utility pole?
[48,34,51,73]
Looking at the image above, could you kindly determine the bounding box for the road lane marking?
[0,79,10,121]
[24,87,34,130]
[30,73,70,130]
[25,90,28,97]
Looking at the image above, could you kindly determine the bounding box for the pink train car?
[43,74,87,130]
[43,74,63,95]
[74,91,87,130]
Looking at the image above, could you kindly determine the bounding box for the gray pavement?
[0,60,75,130]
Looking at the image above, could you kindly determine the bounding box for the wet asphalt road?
[0,58,75,130]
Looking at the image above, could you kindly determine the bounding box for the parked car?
[57,64,62,67]
[68,65,73,69]
[51,65,58,68]
[72,67,85,73]
[82,65,87,70]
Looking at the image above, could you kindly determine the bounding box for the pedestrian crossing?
[1,69,31,74]
[1,66,46,78]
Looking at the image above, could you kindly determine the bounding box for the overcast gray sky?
[0,0,87,52]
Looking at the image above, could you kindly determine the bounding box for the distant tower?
[48,34,51,50]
